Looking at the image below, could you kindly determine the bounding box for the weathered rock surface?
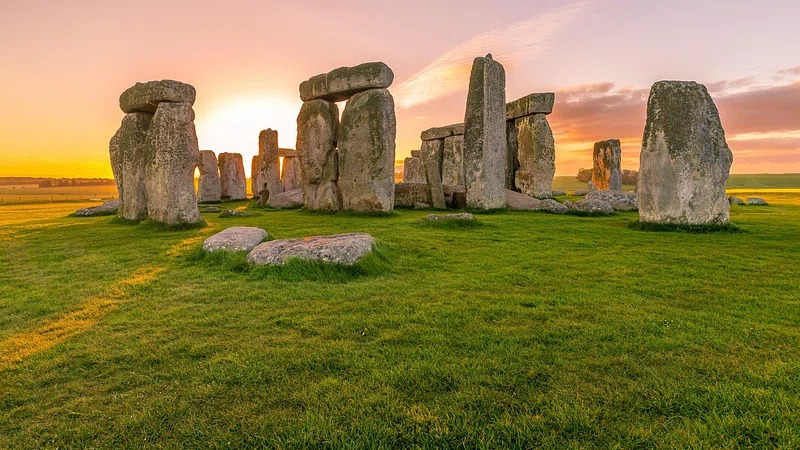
[638,81,733,225]
[394,182,433,208]
[338,88,396,212]
[421,123,464,141]
[300,62,394,102]
[278,148,298,158]
[403,156,424,183]
[506,93,555,120]
[504,189,566,214]
[74,199,120,217]
[109,112,152,220]
[748,197,768,206]
[514,114,555,199]
[218,152,247,200]
[421,213,475,222]
[505,121,519,190]
[197,150,221,202]
[564,198,614,215]
[258,129,283,199]
[593,139,622,191]
[203,226,267,253]
[421,139,446,209]
[119,80,196,114]
[442,135,465,186]
[219,209,262,218]
[144,102,202,225]
[247,233,375,266]
[552,190,567,196]
[281,156,302,192]
[410,150,421,157]
[464,54,507,210]
[728,196,745,205]
[267,188,304,209]
[251,155,261,198]
[296,99,341,210]
[200,206,222,213]
[585,191,638,211]
[540,198,568,214]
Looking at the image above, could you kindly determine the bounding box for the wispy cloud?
[392,1,590,109]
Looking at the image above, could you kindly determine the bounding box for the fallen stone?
[573,190,589,196]
[144,102,202,225]
[421,213,475,222]
[420,123,465,141]
[421,139,447,209]
[585,191,638,211]
[338,88,396,212]
[564,198,614,215]
[514,114,555,199]
[267,188,304,209]
[442,135,465,186]
[403,156,424,183]
[552,190,567,196]
[505,121,519,190]
[593,139,622,191]
[109,112,152,221]
[203,226,267,253]
[200,206,222,213]
[506,93,555,120]
[300,62,394,102]
[394,182,432,208]
[728,196,745,205]
[218,152,247,200]
[219,209,263,218]
[638,81,733,225]
[296,99,341,211]
[748,197,768,206]
[247,233,375,266]
[540,199,568,214]
[464,54,507,210]
[119,80,196,114]
[197,150,221,202]
[74,199,120,217]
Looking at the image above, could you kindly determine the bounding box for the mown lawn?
[0,193,799,448]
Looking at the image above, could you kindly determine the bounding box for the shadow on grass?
[110,216,207,231]
[565,211,618,218]
[68,210,117,218]
[628,221,745,233]
[416,217,483,229]
[301,209,400,218]
[185,244,394,283]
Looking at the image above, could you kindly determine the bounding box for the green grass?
[628,221,744,233]
[1,195,799,448]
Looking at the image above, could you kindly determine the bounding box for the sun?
[195,94,303,176]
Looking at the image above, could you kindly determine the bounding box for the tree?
[576,168,592,183]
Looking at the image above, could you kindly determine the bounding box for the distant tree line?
[38,178,115,188]
[576,168,638,185]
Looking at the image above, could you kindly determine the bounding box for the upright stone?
[441,135,465,186]
[281,156,302,191]
[296,99,341,210]
[463,54,506,210]
[258,129,283,199]
[218,153,247,200]
[250,155,261,198]
[638,81,733,225]
[593,139,622,191]
[144,102,202,225]
[505,121,519,190]
[403,156,424,183]
[338,88,396,212]
[515,114,555,199]
[109,112,152,220]
[197,150,221,202]
[421,139,446,209]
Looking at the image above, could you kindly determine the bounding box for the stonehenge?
[593,139,622,191]
[296,62,396,212]
[218,152,247,200]
[110,81,203,225]
[638,81,733,225]
[463,54,507,210]
[507,93,556,199]
[197,150,221,202]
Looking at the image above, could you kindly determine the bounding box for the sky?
[0,0,798,178]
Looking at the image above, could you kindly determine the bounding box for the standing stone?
[421,139,446,209]
[593,139,622,192]
[258,129,283,199]
[144,102,202,225]
[197,150,221,202]
[109,112,152,220]
[250,155,261,198]
[515,114,555,199]
[638,81,733,225]
[442,135,465,187]
[463,54,506,210]
[505,121,519,190]
[281,156,302,191]
[403,156,424,183]
[296,99,341,210]
[218,153,247,200]
[338,88,396,212]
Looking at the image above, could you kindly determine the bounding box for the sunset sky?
[1,0,798,178]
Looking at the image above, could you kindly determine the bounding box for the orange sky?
[1,0,798,178]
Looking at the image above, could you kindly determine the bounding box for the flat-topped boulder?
[267,189,304,209]
[506,93,555,120]
[197,150,221,203]
[74,199,120,217]
[299,62,394,102]
[247,233,375,266]
[420,123,465,141]
[203,226,267,253]
[119,80,196,114]
[728,196,745,205]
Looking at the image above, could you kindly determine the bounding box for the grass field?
[0,191,799,448]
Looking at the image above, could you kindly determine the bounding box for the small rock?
[540,199,568,214]
[74,199,120,217]
[728,196,745,205]
[421,213,476,222]
[203,227,268,253]
[200,206,222,213]
[267,189,304,209]
[219,209,262,218]
[299,62,394,102]
[247,233,375,266]
[747,197,768,206]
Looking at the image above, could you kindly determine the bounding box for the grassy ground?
[1,193,799,448]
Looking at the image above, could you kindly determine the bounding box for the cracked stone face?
[197,150,221,202]
[514,114,555,200]
[592,139,622,192]
[296,99,341,211]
